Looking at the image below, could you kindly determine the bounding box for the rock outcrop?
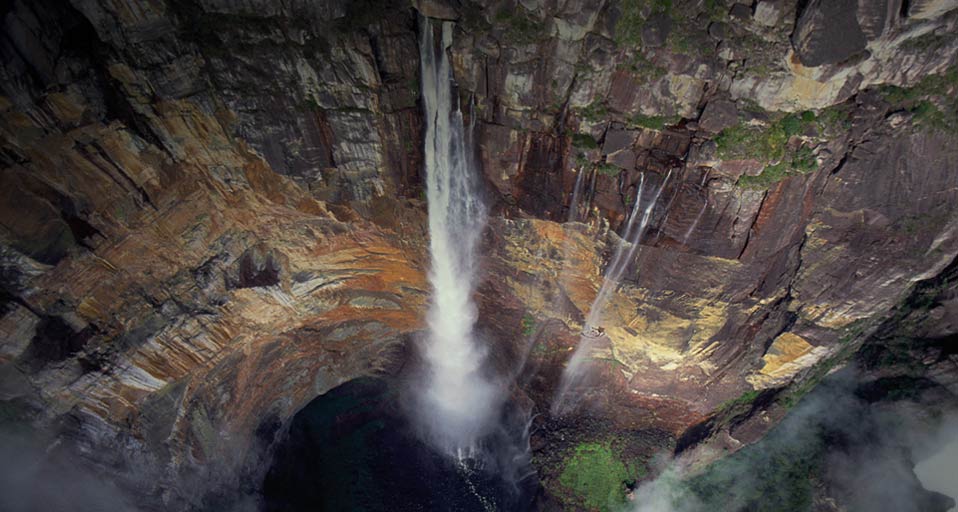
[1,0,958,510]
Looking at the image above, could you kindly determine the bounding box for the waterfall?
[682,200,708,244]
[552,171,671,414]
[568,169,586,223]
[413,16,498,457]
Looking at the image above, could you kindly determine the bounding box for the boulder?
[729,3,752,20]
[791,0,867,67]
[708,21,728,40]
[603,129,638,154]
[753,0,783,26]
[698,99,739,133]
[641,13,673,48]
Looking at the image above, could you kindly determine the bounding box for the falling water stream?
[553,171,671,414]
[414,16,499,457]
[568,168,587,223]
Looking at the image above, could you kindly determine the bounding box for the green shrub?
[559,441,645,512]
[629,113,679,130]
[598,163,622,176]
[572,132,599,149]
[521,312,536,336]
[578,100,610,122]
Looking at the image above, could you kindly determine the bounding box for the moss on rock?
[558,440,647,512]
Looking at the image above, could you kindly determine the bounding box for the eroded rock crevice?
[1,0,957,510]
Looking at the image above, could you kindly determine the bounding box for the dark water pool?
[260,378,538,511]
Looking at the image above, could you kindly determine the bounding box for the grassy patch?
[686,435,818,512]
[717,389,761,413]
[598,163,622,176]
[615,0,647,47]
[521,312,536,337]
[715,109,836,189]
[621,52,668,83]
[614,0,676,47]
[572,132,599,149]
[715,121,788,161]
[629,113,679,131]
[737,148,817,189]
[577,100,610,122]
[879,67,958,132]
[559,441,645,512]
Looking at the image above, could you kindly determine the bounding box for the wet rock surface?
[1,0,958,509]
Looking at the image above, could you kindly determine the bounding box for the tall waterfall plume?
[413,16,498,456]
[553,171,671,414]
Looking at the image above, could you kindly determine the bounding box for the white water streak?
[552,171,671,413]
[681,199,708,245]
[568,169,586,223]
[415,17,498,455]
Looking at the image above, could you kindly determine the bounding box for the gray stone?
[698,99,739,133]
[729,3,753,19]
[856,0,893,40]
[603,130,637,154]
[791,0,867,67]
[708,21,728,40]
[608,149,637,169]
[906,0,958,19]
[641,13,673,48]
[753,0,783,26]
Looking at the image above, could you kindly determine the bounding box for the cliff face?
[1,0,958,509]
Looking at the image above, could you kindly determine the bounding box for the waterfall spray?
[413,16,498,456]
[552,171,671,414]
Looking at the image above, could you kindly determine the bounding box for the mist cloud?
[629,368,958,512]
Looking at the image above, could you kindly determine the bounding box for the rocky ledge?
[1,0,957,510]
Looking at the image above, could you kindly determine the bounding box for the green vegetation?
[704,0,728,21]
[879,67,958,132]
[621,52,668,83]
[301,97,321,111]
[575,153,592,168]
[715,121,788,161]
[901,31,950,52]
[598,163,622,176]
[717,389,761,413]
[686,433,819,512]
[777,340,858,409]
[715,107,850,189]
[615,0,647,47]
[572,132,599,149]
[577,100,610,122]
[559,441,646,512]
[629,113,679,131]
[521,312,536,337]
[614,0,676,46]
[737,146,817,189]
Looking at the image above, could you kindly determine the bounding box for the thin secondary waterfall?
[553,171,671,414]
[414,16,498,456]
[568,169,586,223]
[682,199,708,244]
